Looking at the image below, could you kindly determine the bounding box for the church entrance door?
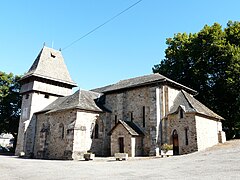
[172,129,179,155]
[119,137,124,153]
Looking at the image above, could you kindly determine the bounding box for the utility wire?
[62,0,143,51]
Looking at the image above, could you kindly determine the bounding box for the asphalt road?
[1,140,240,180]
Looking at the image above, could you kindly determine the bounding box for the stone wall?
[34,110,77,160]
[73,111,103,159]
[195,116,220,151]
[167,112,198,154]
[20,80,73,96]
[34,109,104,160]
[16,92,59,156]
[110,124,133,157]
[104,86,161,156]
[135,136,143,156]
[100,112,111,156]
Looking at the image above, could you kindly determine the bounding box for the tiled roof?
[169,90,224,120]
[21,46,77,87]
[37,89,105,114]
[109,120,144,136]
[92,73,197,94]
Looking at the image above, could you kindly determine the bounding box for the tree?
[0,71,21,150]
[153,21,240,139]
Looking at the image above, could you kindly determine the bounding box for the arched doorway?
[172,129,179,155]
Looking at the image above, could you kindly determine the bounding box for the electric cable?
[62,0,143,51]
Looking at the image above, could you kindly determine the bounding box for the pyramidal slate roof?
[21,46,77,87]
[92,73,197,94]
[37,89,104,114]
[169,90,224,120]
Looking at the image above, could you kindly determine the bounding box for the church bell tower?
[15,46,77,156]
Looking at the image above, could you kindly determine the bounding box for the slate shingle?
[21,46,77,87]
[109,120,144,136]
[37,89,105,114]
[92,73,197,94]
[169,90,224,120]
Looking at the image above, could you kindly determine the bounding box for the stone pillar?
[149,87,161,156]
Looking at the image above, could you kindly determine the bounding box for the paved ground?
[1,140,240,180]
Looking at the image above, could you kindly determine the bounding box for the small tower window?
[131,112,133,122]
[50,52,56,58]
[44,94,49,99]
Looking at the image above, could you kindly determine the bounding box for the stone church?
[15,46,226,159]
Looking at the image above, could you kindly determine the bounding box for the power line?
[62,0,143,51]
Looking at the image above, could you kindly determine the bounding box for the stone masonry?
[16,46,226,160]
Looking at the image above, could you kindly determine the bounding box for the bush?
[161,144,173,153]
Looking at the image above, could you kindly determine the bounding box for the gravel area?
[1,140,240,180]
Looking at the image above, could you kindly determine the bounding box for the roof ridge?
[181,90,224,120]
[92,73,197,94]
[117,73,162,82]
[78,89,81,106]
[181,90,194,109]
[27,48,43,73]
[118,120,144,136]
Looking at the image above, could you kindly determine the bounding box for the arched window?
[92,119,103,139]
[130,112,134,122]
[180,109,184,119]
[94,123,99,139]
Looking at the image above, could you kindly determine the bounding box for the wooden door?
[119,137,124,153]
[172,130,179,155]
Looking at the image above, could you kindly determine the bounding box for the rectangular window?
[59,124,64,139]
[143,106,145,127]
[185,128,188,145]
[61,127,64,139]
[25,94,29,99]
[131,112,133,122]
[115,115,117,124]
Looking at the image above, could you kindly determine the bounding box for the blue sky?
[1,0,240,90]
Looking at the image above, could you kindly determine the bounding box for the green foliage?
[0,71,22,149]
[153,21,240,139]
[161,143,173,153]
